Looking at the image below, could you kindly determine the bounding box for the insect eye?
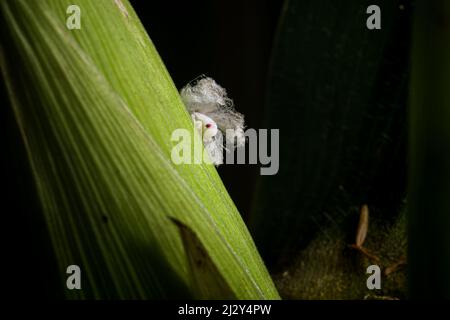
[205,123,212,128]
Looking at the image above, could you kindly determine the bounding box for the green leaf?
[0,0,278,299]
[170,217,234,299]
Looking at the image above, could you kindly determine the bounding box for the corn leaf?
[0,0,279,299]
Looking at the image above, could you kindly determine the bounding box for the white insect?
[191,112,224,165]
[180,76,245,165]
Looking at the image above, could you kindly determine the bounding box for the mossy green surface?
[274,206,406,299]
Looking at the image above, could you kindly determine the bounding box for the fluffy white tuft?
[180,76,245,147]
[180,76,246,165]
